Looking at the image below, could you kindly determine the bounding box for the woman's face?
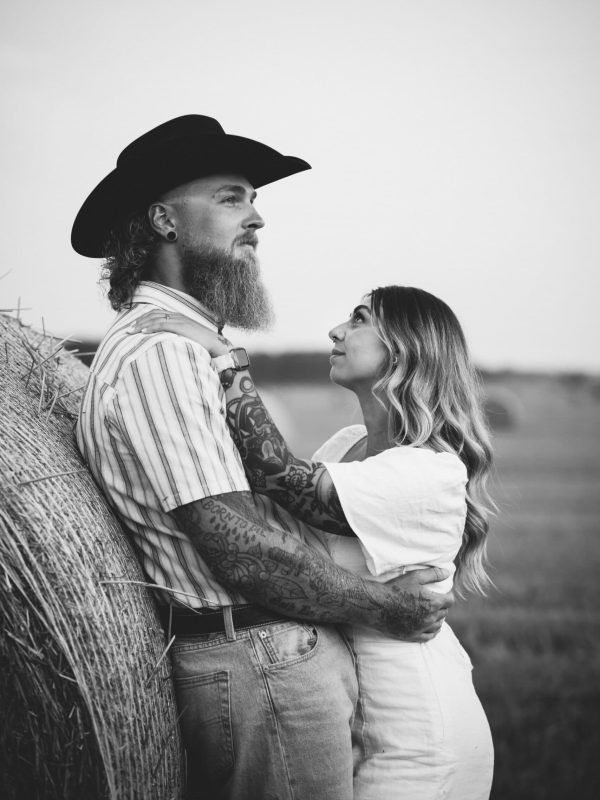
[328,300,389,391]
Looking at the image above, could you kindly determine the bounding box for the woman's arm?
[131,310,355,537]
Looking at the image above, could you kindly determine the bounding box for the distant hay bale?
[483,386,523,432]
[0,314,184,800]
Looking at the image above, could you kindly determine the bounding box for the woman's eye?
[352,312,365,323]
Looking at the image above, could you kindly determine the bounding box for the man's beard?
[180,242,274,331]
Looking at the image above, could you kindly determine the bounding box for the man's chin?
[232,243,258,259]
[181,241,271,330]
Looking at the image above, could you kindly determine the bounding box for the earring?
[166,231,178,242]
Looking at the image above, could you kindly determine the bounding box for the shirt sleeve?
[324,447,468,578]
[109,335,249,512]
[312,425,366,461]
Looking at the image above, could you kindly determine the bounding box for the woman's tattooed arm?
[223,371,355,537]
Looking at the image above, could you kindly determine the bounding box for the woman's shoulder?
[312,425,367,462]
[377,445,468,487]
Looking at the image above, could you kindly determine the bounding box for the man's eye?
[221,195,238,204]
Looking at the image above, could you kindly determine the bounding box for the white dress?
[312,425,494,800]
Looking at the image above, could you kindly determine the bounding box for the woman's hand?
[128,310,232,357]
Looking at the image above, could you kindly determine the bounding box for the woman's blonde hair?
[369,286,496,596]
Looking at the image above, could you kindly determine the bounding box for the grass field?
[260,372,600,800]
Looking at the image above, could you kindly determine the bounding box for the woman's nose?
[329,323,345,342]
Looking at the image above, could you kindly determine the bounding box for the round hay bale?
[482,385,523,432]
[0,314,184,800]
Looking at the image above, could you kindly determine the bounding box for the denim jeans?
[171,619,358,800]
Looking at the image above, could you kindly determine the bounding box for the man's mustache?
[235,234,259,247]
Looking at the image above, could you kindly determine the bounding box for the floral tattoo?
[224,373,355,537]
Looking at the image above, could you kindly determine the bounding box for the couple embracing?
[72,115,494,800]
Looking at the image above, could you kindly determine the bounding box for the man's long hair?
[369,286,496,597]
[101,210,160,310]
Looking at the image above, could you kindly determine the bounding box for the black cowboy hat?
[71,114,311,257]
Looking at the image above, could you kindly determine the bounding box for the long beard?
[180,242,274,331]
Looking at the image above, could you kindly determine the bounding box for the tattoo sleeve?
[173,491,429,636]
[222,370,355,537]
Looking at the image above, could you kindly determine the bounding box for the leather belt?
[158,604,286,636]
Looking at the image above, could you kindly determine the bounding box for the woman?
[133,285,495,799]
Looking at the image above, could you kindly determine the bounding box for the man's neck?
[145,249,185,293]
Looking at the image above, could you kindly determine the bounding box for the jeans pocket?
[255,622,319,670]
[173,669,234,782]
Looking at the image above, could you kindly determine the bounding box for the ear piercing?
[166,231,178,242]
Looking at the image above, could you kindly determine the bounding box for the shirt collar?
[132,281,222,332]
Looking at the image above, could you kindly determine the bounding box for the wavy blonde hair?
[369,286,496,596]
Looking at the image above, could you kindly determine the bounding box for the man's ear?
[148,202,177,240]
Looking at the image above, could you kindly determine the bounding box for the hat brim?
[71,134,310,257]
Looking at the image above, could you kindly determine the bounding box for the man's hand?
[173,492,454,639]
[369,567,454,642]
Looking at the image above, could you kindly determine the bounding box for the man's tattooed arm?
[223,371,355,536]
[173,491,451,639]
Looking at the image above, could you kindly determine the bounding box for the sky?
[1,0,599,371]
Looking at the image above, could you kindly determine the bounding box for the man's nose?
[244,206,265,229]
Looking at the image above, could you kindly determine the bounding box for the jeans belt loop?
[223,605,237,642]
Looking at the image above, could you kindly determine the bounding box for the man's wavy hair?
[101,209,161,310]
[369,286,496,597]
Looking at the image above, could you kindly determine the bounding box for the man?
[72,115,453,800]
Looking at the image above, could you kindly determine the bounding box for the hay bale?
[0,314,184,800]
[483,385,523,432]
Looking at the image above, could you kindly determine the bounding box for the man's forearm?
[174,492,428,637]
[224,370,354,536]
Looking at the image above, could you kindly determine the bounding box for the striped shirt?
[76,281,311,609]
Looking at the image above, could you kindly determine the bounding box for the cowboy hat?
[71,114,311,257]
